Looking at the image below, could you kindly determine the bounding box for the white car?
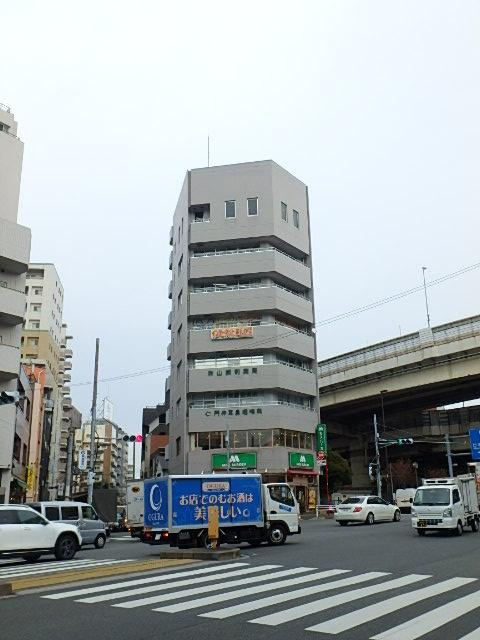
[335,495,401,526]
[0,505,82,562]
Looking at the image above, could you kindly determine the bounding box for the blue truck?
[142,474,301,548]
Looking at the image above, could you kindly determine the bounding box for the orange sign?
[211,326,253,340]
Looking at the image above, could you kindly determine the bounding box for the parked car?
[334,495,401,526]
[27,501,107,549]
[0,505,82,562]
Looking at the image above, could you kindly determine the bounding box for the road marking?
[112,566,313,609]
[0,558,97,575]
[459,629,480,640]
[372,589,480,640]
[308,577,474,634]
[159,569,350,613]
[0,559,133,578]
[250,574,429,626]
[200,572,387,620]
[43,562,249,599]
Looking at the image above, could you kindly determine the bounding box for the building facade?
[21,264,73,499]
[0,104,31,503]
[167,161,319,507]
[141,403,169,478]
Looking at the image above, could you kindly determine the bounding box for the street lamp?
[380,390,391,499]
[412,461,419,487]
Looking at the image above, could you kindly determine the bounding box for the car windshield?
[413,488,451,506]
[341,497,365,504]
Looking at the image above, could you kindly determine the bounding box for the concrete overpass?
[317,315,480,491]
[318,314,480,423]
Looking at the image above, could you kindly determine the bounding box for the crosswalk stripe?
[458,629,480,640]
[43,562,249,600]
[80,564,287,604]
[250,574,429,626]
[159,569,350,613]
[372,589,480,640]
[111,566,314,609]
[0,558,96,575]
[0,559,132,579]
[200,572,388,620]
[307,577,475,634]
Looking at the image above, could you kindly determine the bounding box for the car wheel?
[455,521,463,536]
[22,553,42,563]
[417,529,426,536]
[365,512,375,525]
[94,534,106,549]
[393,510,401,522]
[338,521,348,527]
[55,533,78,560]
[267,524,287,545]
[471,519,479,533]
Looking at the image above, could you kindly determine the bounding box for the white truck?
[125,480,144,538]
[395,488,416,513]
[411,475,480,536]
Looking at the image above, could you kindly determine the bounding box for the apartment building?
[0,104,31,503]
[73,420,129,502]
[167,161,320,507]
[21,264,73,498]
[141,403,169,478]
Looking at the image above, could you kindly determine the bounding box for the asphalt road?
[2,516,480,640]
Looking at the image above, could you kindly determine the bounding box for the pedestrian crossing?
[0,558,133,579]
[40,561,480,638]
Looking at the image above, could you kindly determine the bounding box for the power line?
[71,258,480,388]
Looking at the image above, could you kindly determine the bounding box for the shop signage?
[211,326,253,340]
[211,452,257,470]
[289,452,315,470]
[316,423,328,455]
[204,407,263,417]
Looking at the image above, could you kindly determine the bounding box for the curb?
[153,548,241,561]
[0,558,195,594]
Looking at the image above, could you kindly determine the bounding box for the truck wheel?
[199,531,219,550]
[455,521,463,536]
[55,534,78,560]
[267,524,287,545]
[471,519,479,533]
[94,534,106,549]
[417,529,426,536]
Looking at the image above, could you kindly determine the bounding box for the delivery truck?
[142,474,301,548]
[125,480,144,537]
[411,475,480,536]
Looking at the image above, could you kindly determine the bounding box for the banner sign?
[211,326,253,340]
[211,452,257,470]
[289,452,315,469]
[316,423,327,454]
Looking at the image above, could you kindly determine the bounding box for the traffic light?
[0,391,19,405]
[397,438,414,445]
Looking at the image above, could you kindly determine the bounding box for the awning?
[287,469,318,476]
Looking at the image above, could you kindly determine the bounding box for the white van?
[395,488,416,512]
[28,501,107,549]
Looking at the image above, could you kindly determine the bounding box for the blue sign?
[171,475,262,528]
[469,429,480,461]
[143,478,168,528]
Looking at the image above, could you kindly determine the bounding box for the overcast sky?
[2,1,479,438]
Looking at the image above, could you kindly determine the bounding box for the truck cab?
[411,476,480,536]
[264,483,300,535]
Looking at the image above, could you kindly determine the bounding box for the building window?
[29,321,40,330]
[176,436,181,456]
[225,200,236,219]
[293,210,299,228]
[281,202,288,221]
[247,197,258,216]
[176,397,181,417]
[33,287,43,295]
[178,255,183,277]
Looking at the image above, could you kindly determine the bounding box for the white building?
[0,104,31,503]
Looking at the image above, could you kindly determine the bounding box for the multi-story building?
[21,263,73,498]
[167,160,320,508]
[73,420,129,502]
[141,403,169,478]
[9,366,33,503]
[0,104,31,503]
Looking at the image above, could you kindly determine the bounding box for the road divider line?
[250,574,428,626]
[112,566,312,609]
[308,577,472,634]
[44,562,249,600]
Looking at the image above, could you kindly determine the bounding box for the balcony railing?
[191,282,309,300]
[190,399,315,412]
[190,318,311,336]
[192,245,306,265]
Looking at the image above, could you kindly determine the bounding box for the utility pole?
[64,421,74,500]
[422,266,431,328]
[374,413,382,497]
[226,427,231,472]
[445,433,454,477]
[87,338,100,505]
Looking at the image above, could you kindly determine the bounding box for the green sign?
[289,452,314,469]
[211,452,257,470]
[316,423,327,453]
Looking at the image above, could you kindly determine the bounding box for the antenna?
[207,135,210,167]
[421,266,431,327]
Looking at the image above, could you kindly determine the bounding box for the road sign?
[78,448,88,470]
[316,451,326,461]
[469,428,480,461]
